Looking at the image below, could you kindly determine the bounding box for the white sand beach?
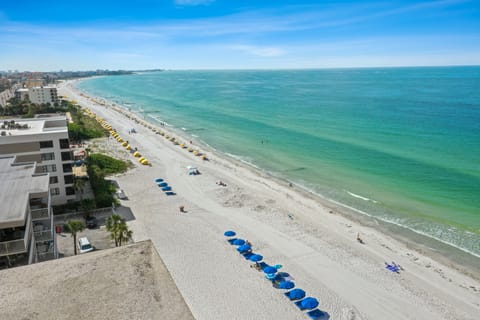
[59,80,480,320]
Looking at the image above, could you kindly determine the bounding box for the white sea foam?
[345,190,379,203]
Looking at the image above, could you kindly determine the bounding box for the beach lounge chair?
[165,191,176,196]
[284,288,306,301]
[307,309,329,320]
[295,297,319,310]
[242,252,254,259]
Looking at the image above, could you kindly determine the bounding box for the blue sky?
[1,0,479,70]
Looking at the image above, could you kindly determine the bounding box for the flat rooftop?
[0,240,195,320]
[0,116,67,137]
[0,157,49,228]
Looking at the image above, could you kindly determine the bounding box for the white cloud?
[175,0,215,6]
[230,45,285,57]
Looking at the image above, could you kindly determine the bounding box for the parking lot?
[56,224,115,257]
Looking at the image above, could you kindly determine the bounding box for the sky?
[1,0,479,71]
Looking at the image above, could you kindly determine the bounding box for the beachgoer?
[245,240,252,246]
[357,232,364,244]
[179,205,185,213]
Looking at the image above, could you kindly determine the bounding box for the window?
[50,187,60,196]
[40,164,56,173]
[41,152,55,161]
[61,151,73,161]
[39,140,53,148]
[65,186,75,196]
[62,163,72,173]
[59,138,69,149]
[64,175,74,184]
[49,176,58,184]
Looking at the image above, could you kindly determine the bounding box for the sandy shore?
[60,80,480,320]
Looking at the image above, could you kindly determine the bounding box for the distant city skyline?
[1,0,479,71]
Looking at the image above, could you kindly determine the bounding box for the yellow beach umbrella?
[202,155,208,160]
[141,159,149,165]
[133,151,141,157]
[122,142,128,147]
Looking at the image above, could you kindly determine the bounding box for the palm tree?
[106,214,123,247]
[65,220,85,255]
[117,223,133,246]
[106,214,133,247]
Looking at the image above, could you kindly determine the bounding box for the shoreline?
[61,78,480,319]
[74,77,480,279]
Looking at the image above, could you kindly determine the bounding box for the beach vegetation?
[64,220,85,255]
[106,214,133,247]
[87,153,129,207]
[67,103,109,140]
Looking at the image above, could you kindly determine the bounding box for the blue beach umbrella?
[158,182,168,187]
[263,266,277,274]
[224,230,236,237]
[301,297,319,309]
[288,289,306,300]
[155,178,164,182]
[249,254,263,262]
[162,186,172,191]
[233,239,245,246]
[237,244,251,252]
[279,281,295,289]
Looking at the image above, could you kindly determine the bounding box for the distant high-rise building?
[28,86,59,105]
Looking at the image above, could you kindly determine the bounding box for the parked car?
[85,216,98,229]
[115,189,127,200]
[78,237,94,254]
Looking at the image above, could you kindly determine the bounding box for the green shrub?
[87,154,129,208]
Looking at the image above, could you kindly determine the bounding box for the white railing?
[34,230,53,242]
[0,239,27,256]
[31,207,50,221]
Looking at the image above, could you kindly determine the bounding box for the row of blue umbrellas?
[155,178,172,192]
[224,230,321,313]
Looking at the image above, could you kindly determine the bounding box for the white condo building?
[29,86,59,105]
[0,156,56,268]
[0,116,75,205]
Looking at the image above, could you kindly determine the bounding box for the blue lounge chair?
[165,191,176,196]
[307,309,329,320]
[295,297,319,310]
[242,252,254,259]
[284,288,306,300]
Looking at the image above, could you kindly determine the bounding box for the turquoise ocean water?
[78,68,480,257]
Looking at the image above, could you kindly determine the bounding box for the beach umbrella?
[266,273,277,280]
[155,178,164,182]
[279,281,295,290]
[232,239,245,246]
[263,266,277,274]
[224,230,236,237]
[301,297,319,309]
[288,289,306,300]
[249,254,263,262]
[158,182,168,187]
[237,244,251,252]
[162,186,172,191]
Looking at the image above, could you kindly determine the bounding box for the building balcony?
[0,215,32,257]
[34,229,53,242]
[31,207,49,221]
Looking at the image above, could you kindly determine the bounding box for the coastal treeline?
[87,153,130,208]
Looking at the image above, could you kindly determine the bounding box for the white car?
[115,189,127,200]
[78,237,94,254]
